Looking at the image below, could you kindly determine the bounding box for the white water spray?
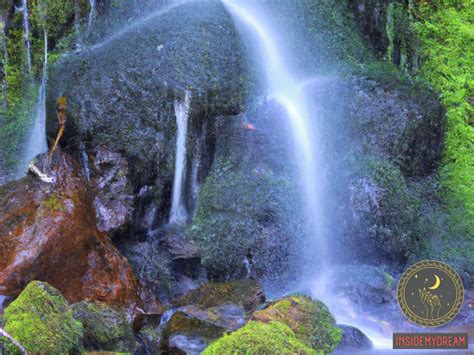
[223,0,327,265]
[223,1,393,350]
[89,0,188,52]
[169,90,191,224]
[21,0,32,76]
[22,31,48,170]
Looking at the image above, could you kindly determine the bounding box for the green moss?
[413,3,474,236]
[3,281,83,354]
[43,193,63,211]
[252,296,341,354]
[203,321,317,355]
[71,302,136,353]
[383,272,394,289]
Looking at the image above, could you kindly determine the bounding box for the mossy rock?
[203,320,317,355]
[174,279,265,312]
[3,281,83,354]
[251,296,341,354]
[71,301,136,353]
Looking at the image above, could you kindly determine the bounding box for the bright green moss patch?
[3,281,83,354]
[252,296,341,354]
[414,3,474,234]
[203,321,317,355]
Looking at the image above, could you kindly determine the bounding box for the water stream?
[21,31,48,173]
[169,90,191,224]
[87,0,96,35]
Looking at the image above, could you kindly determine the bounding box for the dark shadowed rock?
[336,325,372,351]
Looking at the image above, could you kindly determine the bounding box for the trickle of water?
[87,0,96,35]
[21,31,48,173]
[169,90,191,224]
[21,0,32,76]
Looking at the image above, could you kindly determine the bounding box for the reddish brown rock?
[0,152,162,316]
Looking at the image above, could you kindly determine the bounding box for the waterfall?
[21,0,32,76]
[74,0,82,47]
[223,1,392,349]
[223,0,327,267]
[169,90,191,224]
[22,31,48,171]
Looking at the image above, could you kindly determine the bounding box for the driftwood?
[49,96,67,160]
[0,327,28,355]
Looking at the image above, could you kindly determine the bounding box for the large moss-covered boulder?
[251,296,341,354]
[71,301,136,353]
[203,321,316,355]
[47,1,245,192]
[174,279,265,312]
[3,281,83,354]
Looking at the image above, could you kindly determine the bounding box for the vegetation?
[413,2,474,234]
[203,321,317,355]
[252,296,341,354]
[3,281,83,354]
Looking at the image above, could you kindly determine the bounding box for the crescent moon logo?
[428,274,441,290]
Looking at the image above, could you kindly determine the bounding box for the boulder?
[203,321,316,355]
[329,265,393,312]
[47,1,245,192]
[156,225,201,279]
[335,325,372,351]
[251,295,341,353]
[174,279,265,312]
[89,146,134,235]
[3,281,83,354]
[0,151,160,314]
[71,301,137,353]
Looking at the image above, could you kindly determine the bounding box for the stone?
[251,295,341,353]
[3,281,83,354]
[335,325,372,351]
[71,301,137,353]
[90,146,134,234]
[0,151,161,314]
[174,279,265,312]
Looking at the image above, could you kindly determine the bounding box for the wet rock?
[178,304,246,332]
[71,301,137,353]
[174,279,265,312]
[335,325,372,351]
[162,311,226,354]
[90,146,134,234]
[47,1,245,192]
[3,281,83,354]
[330,265,393,311]
[251,295,341,353]
[157,226,201,278]
[0,151,159,313]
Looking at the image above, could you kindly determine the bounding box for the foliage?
[413,2,474,234]
[3,281,83,354]
[203,321,317,355]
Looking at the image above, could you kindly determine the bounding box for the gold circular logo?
[397,260,464,327]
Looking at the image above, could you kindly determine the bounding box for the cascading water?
[169,90,191,224]
[21,31,48,172]
[222,0,327,270]
[223,0,392,350]
[21,0,32,76]
[87,0,96,35]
